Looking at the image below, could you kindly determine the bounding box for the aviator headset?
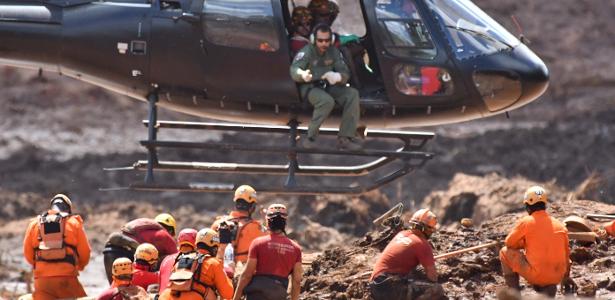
[309,23,336,45]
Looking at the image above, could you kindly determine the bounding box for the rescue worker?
[233,204,303,300]
[159,228,233,300]
[290,23,362,150]
[23,194,91,300]
[211,185,266,274]
[97,257,149,300]
[103,213,178,283]
[499,186,575,297]
[159,228,198,294]
[289,6,314,56]
[308,0,339,28]
[132,243,160,290]
[369,208,444,300]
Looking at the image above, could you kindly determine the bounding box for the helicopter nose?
[473,44,549,112]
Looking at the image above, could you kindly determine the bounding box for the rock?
[597,278,610,289]
[606,280,615,291]
[570,247,593,263]
[461,218,474,227]
[577,279,597,297]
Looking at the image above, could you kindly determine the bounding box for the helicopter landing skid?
[104,119,435,195]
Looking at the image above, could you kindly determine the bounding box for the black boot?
[504,274,520,290]
[534,284,557,297]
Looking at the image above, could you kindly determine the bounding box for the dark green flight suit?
[290,43,360,139]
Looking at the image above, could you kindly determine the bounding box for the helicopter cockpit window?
[375,0,436,60]
[425,0,520,60]
[202,0,279,52]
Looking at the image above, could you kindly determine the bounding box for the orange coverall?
[158,252,233,300]
[23,214,91,300]
[499,210,570,286]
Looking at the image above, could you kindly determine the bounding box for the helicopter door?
[150,0,208,94]
[365,0,457,106]
[199,0,299,104]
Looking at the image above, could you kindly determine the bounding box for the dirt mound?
[302,197,615,299]
[421,173,568,226]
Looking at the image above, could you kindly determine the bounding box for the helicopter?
[0,0,548,195]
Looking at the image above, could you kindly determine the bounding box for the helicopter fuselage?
[0,0,548,128]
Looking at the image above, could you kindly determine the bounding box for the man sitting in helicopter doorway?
[290,23,363,151]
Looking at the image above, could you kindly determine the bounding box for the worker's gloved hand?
[560,277,577,294]
[296,69,313,82]
[321,71,342,85]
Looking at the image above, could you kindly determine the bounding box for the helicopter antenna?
[510,15,530,45]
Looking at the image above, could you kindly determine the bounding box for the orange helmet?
[409,208,438,230]
[523,186,547,205]
[50,194,73,213]
[134,243,159,265]
[233,185,257,204]
[196,228,220,248]
[266,203,288,219]
[112,257,133,278]
[177,228,197,248]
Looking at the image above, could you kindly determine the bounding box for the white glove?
[296,69,313,82]
[321,71,342,85]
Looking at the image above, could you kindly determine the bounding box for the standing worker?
[211,185,266,275]
[233,204,303,300]
[103,213,178,283]
[290,23,363,150]
[159,228,198,294]
[499,186,576,296]
[23,194,91,300]
[159,228,233,300]
[97,257,148,300]
[369,208,444,300]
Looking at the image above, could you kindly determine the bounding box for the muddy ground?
[1,0,615,299]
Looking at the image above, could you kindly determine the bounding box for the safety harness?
[169,252,216,297]
[226,216,259,258]
[35,210,78,265]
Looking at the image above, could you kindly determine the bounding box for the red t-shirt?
[370,230,435,280]
[248,233,302,278]
[132,263,159,290]
[157,252,179,293]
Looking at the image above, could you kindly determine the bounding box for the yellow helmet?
[410,208,438,230]
[112,257,133,277]
[523,186,547,205]
[134,243,159,265]
[50,194,73,213]
[155,213,177,236]
[196,228,220,248]
[233,185,257,204]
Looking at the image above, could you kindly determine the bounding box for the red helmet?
[266,204,288,219]
[177,228,197,248]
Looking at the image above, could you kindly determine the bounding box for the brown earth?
[1,0,615,299]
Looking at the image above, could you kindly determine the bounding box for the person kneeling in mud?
[369,209,445,300]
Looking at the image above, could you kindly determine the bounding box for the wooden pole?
[434,241,501,260]
[586,213,615,220]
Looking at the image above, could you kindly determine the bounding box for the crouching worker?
[499,186,575,297]
[233,204,303,300]
[97,257,149,300]
[159,228,233,300]
[132,243,160,291]
[369,208,445,300]
[23,194,91,300]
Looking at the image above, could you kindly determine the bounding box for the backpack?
[121,218,163,238]
[168,252,214,297]
[226,216,263,257]
[35,210,76,264]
